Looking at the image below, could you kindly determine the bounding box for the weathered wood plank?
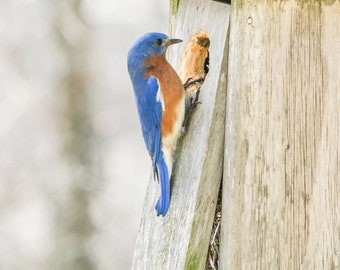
[132,1,230,269]
[221,1,340,269]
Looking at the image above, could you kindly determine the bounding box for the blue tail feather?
[155,156,170,216]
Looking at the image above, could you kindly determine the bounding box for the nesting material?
[206,185,222,270]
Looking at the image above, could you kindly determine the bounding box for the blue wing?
[134,76,170,216]
[135,76,162,165]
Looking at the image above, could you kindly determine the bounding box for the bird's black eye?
[155,38,162,46]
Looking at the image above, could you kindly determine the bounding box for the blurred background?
[0,0,168,269]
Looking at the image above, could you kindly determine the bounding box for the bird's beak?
[165,38,183,47]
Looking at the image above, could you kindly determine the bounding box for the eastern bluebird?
[127,33,185,216]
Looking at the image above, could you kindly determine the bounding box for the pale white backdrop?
[0,0,168,269]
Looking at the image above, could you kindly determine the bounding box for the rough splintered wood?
[179,30,210,126]
[132,1,230,269]
[179,30,210,107]
[221,1,340,269]
[178,29,210,85]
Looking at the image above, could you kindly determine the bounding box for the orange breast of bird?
[145,55,185,138]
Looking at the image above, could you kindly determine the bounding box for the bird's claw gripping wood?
[183,77,205,89]
[183,77,204,109]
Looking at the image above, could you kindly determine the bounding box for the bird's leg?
[183,77,193,88]
[189,88,202,110]
[182,87,202,130]
[183,77,204,110]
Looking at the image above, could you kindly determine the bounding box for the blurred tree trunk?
[52,1,95,269]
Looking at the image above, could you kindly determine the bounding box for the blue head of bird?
[127,32,182,80]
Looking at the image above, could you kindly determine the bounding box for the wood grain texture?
[221,1,340,269]
[132,1,230,269]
